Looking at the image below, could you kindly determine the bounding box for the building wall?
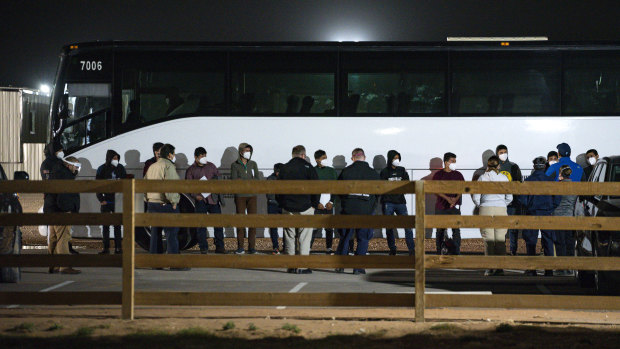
[1,144,45,180]
[0,90,22,163]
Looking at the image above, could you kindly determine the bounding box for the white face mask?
[392,159,400,167]
[199,157,208,165]
[56,151,64,159]
[111,159,119,167]
[448,163,457,171]
[548,160,558,166]
[171,155,176,163]
[588,157,597,166]
[319,158,329,167]
[242,151,251,160]
[498,153,508,162]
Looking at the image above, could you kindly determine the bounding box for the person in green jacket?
[230,142,260,254]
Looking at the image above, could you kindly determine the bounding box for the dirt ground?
[2,306,620,348]
[18,194,538,254]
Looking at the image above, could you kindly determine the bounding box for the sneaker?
[389,249,397,256]
[272,249,280,255]
[287,268,298,274]
[114,249,122,255]
[248,249,257,255]
[326,248,334,255]
[484,269,495,276]
[493,269,504,276]
[48,267,59,274]
[353,269,366,275]
[170,267,191,271]
[298,269,312,274]
[565,270,575,277]
[335,268,344,273]
[348,251,354,256]
[60,268,81,274]
[214,247,227,254]
[69,243,79,255]
[99,249,110,255]
[525,270,537,276]
[235,248,245,255]
[200,249,208,255]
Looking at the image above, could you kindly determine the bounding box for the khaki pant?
[479,206,507,256]
[283,207,315,256]
[235,196,257,250]
[48,225,71,271]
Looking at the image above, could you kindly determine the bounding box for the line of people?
[41,137,598,276]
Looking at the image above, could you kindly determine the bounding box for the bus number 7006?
[80,61,102,71]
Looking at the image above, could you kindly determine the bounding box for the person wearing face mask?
[276,145,320,274]
[519,156,559,277]
[230,143,260,254]
[546,151,559,171]
[335,148,381,275]
[584,149,599,180]
[310,149,338,254]
[546,143,584,182]
[95,150,127,255]
[431,152,464,255]
[495,144,523,256]
[380,150,415,256]
[45,156,82,274]
[472,156,513,276]
[185,147,226,254]
[145,144,186,269]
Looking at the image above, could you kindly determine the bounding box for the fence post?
[414,180,426,322]
[122,179,135,320]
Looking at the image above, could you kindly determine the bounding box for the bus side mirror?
[58,94,69,119]
[14,171,29,180]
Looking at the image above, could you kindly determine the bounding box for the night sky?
[2,0,619,88]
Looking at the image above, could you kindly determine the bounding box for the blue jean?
[147,202,180,254]
[267,202,282,249]
[101,203,121,250]
[383,202,415,253]
[435,207,461,255]
[311,208,334,249]
[195,200,224,250]
[336,228,373,256]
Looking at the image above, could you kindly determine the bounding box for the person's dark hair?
[352,148,365,158]
[152,142,164,153]
[586,149,598,156]
[314,149,326,160]
[547,151,558,159]
[194,147,207,157]
[496,144,508,154]
[487,155,500,173]
[160,144,175,159]
[274,163,284,172]
[292,145,306,157]
[443,152,456,163]
[560,165,572,178]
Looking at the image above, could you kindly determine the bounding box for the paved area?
[1,250,589,297]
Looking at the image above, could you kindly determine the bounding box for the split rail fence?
[1,179,620,321]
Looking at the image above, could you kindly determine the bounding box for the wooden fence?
[1,179,620,321]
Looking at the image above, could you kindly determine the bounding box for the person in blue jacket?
[519,156,560,277]
[546,143,584,182]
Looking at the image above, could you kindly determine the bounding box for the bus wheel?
[134,194,198,251]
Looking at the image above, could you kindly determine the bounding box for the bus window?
[342,51,447,115]
[60,83,110,150]
[231,52,336,115]
[118,52,226,132]
[452,51,560,115]
[611,165,620,182]
[563,52,620,115]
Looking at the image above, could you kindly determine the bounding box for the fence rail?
[1,179,620,322]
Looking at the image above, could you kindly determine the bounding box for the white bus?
[48,41,620,250]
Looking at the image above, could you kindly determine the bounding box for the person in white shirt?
[472,155,513,276]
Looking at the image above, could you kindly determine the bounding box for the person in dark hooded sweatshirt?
[335,148,380,275]
[495,144,523,256]
[519,156,559,276]
[96,149,127,254]
[231,142,260,254]
[380,150,415,255]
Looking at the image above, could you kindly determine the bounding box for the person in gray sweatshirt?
[472,155,513,276]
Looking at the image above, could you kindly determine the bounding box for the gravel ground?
[18,194,539,255]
